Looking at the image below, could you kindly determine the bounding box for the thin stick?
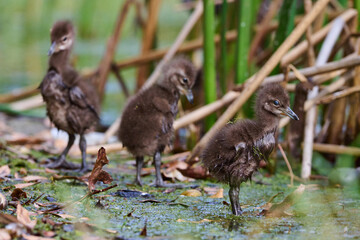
[278,144,294,186]
[111,64,130,98]
[188,0,331,163]
[141,1,203,90]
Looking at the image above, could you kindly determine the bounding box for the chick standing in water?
[119,57,196,187]
[202,83,299,215]
[40,20,100,172]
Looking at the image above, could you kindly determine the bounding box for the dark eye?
[273,100,280,106]
[62,37,67,42]
[182,78,188,84]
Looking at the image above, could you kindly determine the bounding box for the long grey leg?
[47,133,76,169]
[154,151,164,187]
[135,156,144,186]
[229,184,242,215]
[78,134,87,172]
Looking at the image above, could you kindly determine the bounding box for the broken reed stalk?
[95,0,137,99]
[188,0,331,163]
[281,9,357,67]
[114,30,237,69]
[316,85,360,104]
[136,0,162,90]
[304,143,360,156]
[304,0,316,66]
[71,142,124,156]
[0,85,38,104]
[248,0,282,62]
[302,17,345,179]
[278,144,294,186]
[9,95,43,111]
[141,1,203,90]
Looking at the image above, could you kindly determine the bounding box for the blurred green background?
[0,0,190,124]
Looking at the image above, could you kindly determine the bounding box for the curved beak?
[48,42,56,56]
[185,89,194,104]
[282,107,299,120]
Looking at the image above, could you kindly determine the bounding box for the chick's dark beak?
[282,106,299,120]
[48,42,56,56]
[186,89,194,104]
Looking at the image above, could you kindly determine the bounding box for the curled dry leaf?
[178,165,209,179]
[0,165,11,179]
[16,204,37,229]
[88,147,113,192]
[11,188,27,201]
[180,189,202,197]
[0,192,7,210]
[261,184,306,218]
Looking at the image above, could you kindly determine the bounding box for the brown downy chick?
[40,20,100,172]
[202,83,299,215]
[119,57,196,187]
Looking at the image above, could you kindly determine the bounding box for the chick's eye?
[273,100,280,106]
[182,78,188,84]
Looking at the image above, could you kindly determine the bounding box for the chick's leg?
[47,133,78,169]
[135,156,144,186]
[229,184,242,215]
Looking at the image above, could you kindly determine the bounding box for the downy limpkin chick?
[40,20,100,172]
[119,57,196,187]
[202,83,299,215]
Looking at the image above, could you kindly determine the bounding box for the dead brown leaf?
[209,188,224,198]
[11,188,27,201]
[140,221,147,236]
[178,165,209,179]
[14,182,38,189]
[19,168,27,175]
[88,147,113,192]
[16,204,37,229]
[0,165,11,179]
[180,189,202,197]
[177,219,213,223]
[21,234,55,240]
[0,229,11,240]
[163,169,194,182]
